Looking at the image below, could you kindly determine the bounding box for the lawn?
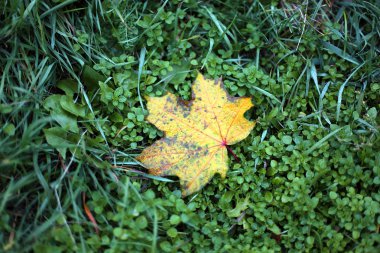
[1,0,379,252]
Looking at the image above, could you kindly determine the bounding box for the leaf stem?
[226,146,239,162]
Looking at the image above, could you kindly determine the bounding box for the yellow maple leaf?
[137,73,255,196]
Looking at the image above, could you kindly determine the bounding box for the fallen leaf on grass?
[137,73,255,196]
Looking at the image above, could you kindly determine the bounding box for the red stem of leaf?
[82,192,99,235]
[226,145,239,162]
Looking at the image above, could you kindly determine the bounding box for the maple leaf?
[137,73,255,196]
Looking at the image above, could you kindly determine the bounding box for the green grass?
[1,0,379,252]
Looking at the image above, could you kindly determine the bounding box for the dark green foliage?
[1,0,379,252]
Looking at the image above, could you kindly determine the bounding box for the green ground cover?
[1,0,379,252]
